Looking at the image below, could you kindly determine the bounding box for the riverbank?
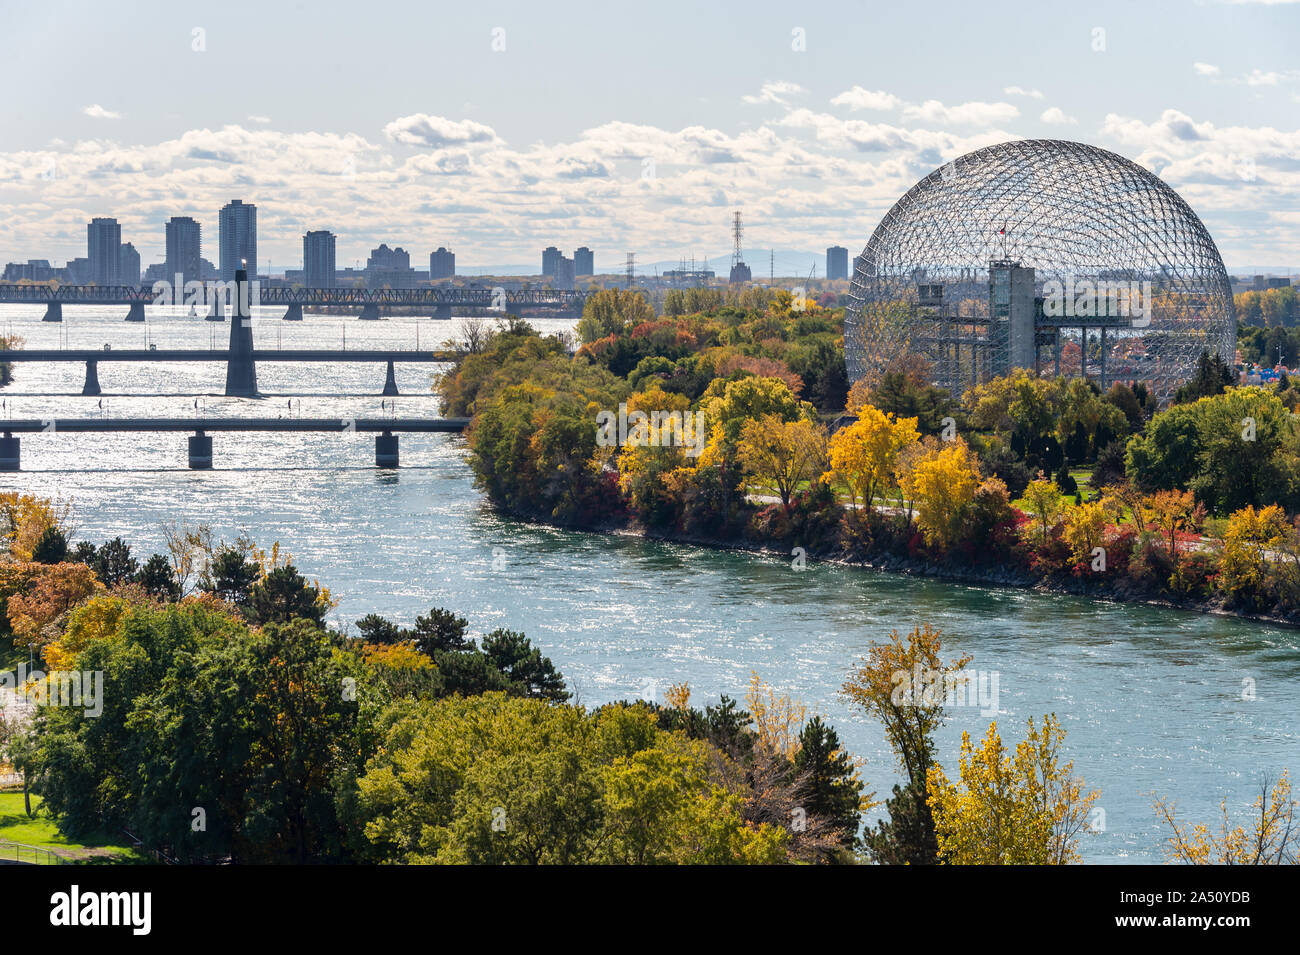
[489,499,1300,632]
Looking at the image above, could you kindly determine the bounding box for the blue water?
[3,305,1298,862]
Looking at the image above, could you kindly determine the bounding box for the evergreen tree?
[247,565,325,626]
[94,537,138,586]
[793,716,863,853]
[136,554,180,599]
[410,607,471,654]
[31,526,69,564]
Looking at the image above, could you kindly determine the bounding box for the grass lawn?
[0,791,148,864]
[0,634,31,674]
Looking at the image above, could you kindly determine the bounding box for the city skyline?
[1,0,1297,272]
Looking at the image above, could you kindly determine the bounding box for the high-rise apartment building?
[119,242,140,285]
[574,247,594,277]
[304,230,337,288]
[87,217,121,285]
[218,199,257,281]
[542,246,561,277]
[826,246,849,281]
[430,247,455,280]
[165,216,203,286]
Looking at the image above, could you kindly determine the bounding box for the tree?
[736,415,828,511]
[93,537,137,587]
[1174,349,1234,404]
[30,526,68,564]
[410,607,471,654]
[355,613,403,645]
[842,624,970,864]
[898,439,982,549]
[927,714,1099,864]
[246,565,326,626]
[824,406,920,509]
[1219,504,1288,606]
[1063,500,1110,571]
[135,554,179,600]
[1022,477,1065,547]
[1144,489,1203,582]
[204,544,260,606]
[1154,770,1296,864]
[481,628,569,701]
[7,562,102,651]
[793,716,865,855]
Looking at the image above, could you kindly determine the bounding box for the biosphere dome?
[844,139,1236,403]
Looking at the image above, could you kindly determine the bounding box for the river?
[2,304,1298,863]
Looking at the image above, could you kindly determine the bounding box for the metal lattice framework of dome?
[844,139,1236,403]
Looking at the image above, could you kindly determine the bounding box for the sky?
[1,0,1297,274]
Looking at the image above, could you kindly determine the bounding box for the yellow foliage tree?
[1154,770,1296,865]
[0,492,68,561]
[1219,504,1287,600]
[823,406,920,509]
[745,672,808,760]
[1022,477,1065,546]
[897,439,981,549]
[927,714,1099,864]
[736,414,828,511]
[1063,500,1110,570]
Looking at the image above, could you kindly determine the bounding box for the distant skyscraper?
[826,245,849,281]
[119,242,140,285]
[430,247,455,280]
[303,230,336,288]
[365,243,414,287]
[574,247,594,277]
[87,217,121,285]
[542,246,561,277]
[553,254,576,290]
[165,216,203,287]
[218,199,257,281]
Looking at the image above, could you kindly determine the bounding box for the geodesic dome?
[844,139,1236,403]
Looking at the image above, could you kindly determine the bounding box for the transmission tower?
[625,252,635,288]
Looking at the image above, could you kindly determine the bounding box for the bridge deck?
[0,349,458,362]
[0,417,468,433]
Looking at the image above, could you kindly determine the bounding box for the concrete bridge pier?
[207,297,225,321]
[188,431,213,469]
[375,430,399,468]
[382,360,399,396]
[0,434,18,471]
[359,304,381,320]
[42,302,62,322]
[283,303,303,321]
[224,269,259,397]
[432,304,452,320]
[125,302,146,322]
[82,360,102,396]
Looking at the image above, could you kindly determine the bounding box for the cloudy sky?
[1,0,1297,273]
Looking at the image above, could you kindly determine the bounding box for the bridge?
[0,416,469,471]
[0,282,590,321]
[0,348,461,397]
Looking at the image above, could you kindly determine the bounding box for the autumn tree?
[897,438,982,549]
[842,623,971,864]
[736,415,829,511]
[927,714,1099,864]
[823,406,920,509]
[1022,476,1065,546]
[1154,770,1297,865]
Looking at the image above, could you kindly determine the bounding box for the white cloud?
[1193,62,1221,76]
[902,99,1019,126]
[1004,86,1044,99]
[742,81,805,106]
[82,104,120,120]
[248,115,272,124]
[383,114,500,148]
[1040,107,1078,125]
[830,86,902,111]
